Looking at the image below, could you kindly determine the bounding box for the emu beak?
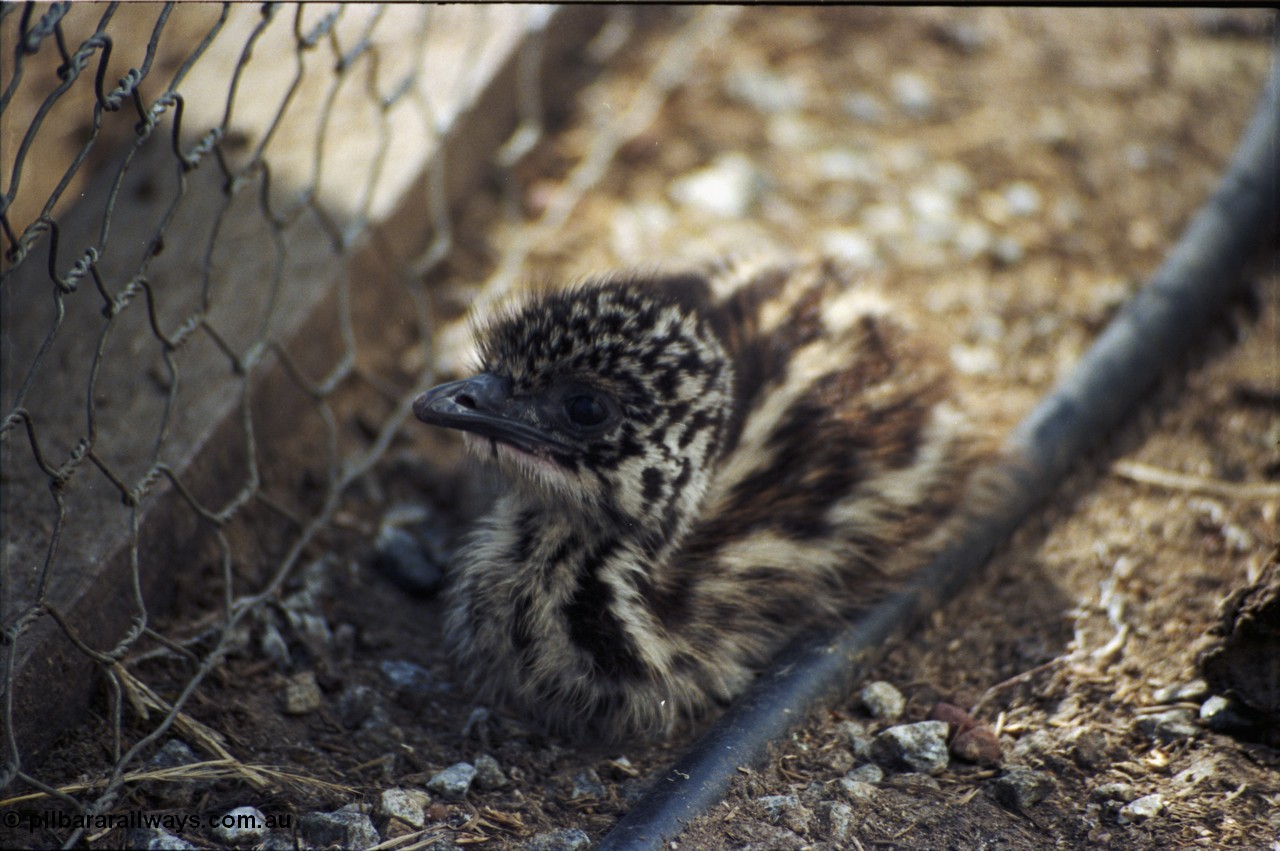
[414,373,569,453]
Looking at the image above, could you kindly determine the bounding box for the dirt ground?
[6,8,1278,850]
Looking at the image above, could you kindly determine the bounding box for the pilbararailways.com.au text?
[3,808,292,834]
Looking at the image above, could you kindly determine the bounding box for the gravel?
[1118,793,1166,824]
[870,720,950,775]
[859,681,906,720]
[210,807,268,846]
[428,762,477,801]
[992,767,1055,811]
[298,810,381,850]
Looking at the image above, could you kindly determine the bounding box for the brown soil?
[6,8,1277,850]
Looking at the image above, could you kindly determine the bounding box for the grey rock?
[1134,709,1198,743]
[846,762,884,785]
[842,91,885,124]
[837,777,877,802]
[1199,694,1230,720]
[260,832,299,851]
[1152,679,1208,704]
[870,721,950,775]
[837,720,873,761]
[726,67,807,113]
[931,19,989,54]
[991,235,1025,266]
[992,767,1054,811]
[282,670,323,715]
[887,772,942,793]
[568,768,606,800]
[380,659,451,694]
[379,788,430,829]
[860,681,906,720]
[145,740,203,805]
[1063,728,1110,770]
[210,807,268,845]
[757,794,812,834]
[669,153,765,218]
[338,684,380,729]
[1118,793,1165,824]
[299,810,381,850]
[1003,181,1042,217]
[890,72,935,119]
[1197,694,1257,733]
[735,824,807,851]
[473,753,508,790]
[260,619,292,669]
[523,828,592,851]
[428,762,476,801]
[375,526,446,597]
[1092,782,1137,803]
[815,800,854,842]
[124,828,197,851]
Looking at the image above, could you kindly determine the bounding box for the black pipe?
[596,49,1279,851]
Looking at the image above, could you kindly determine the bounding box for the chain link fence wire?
[0,2,650,839]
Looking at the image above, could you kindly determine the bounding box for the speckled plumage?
[414,256,986,739]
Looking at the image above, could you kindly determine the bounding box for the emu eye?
[564,394,608,428]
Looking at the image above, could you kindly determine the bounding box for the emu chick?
[414,256,984,739]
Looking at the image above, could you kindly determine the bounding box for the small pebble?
[260,621,292,669]
[991,235,1025,266]
[1199,694,1257,733]
[337,684,380,729]
[523,828,592,851]
[379,788,430,829]
[1152,679,1209,704]
[842,91,885,124]
[1063,728,1110,770]
[299,810,381,850]
[951,726,1002,766]
[568,768,606,800]
[1118,793,1165,824]
[124,829,197,851]
[812,148,879,183]
[820,230,879,270]
[837,719,873,761]
[758,794,812,834]
[928,701,977,736]
[766,114,819,149]
[838,777,877,802]
[890,71,935,119]
[375,526,446,597]
[1003,181,1042,217]
[282,671,323,715]
[669,153,764,218]
[886,772,941,793]
[992,767,1054,811]
[725,66,807,113]
[427,762,477,801]
[931,19,989,54]
[211,807,268,846]
[870,720,950,775]
[145,739,203,805]
[473,753,508,790]
[380,659,451,694]
[846,762,883,785]
[1093,782,1137,803]
[815,800,854,841]
[1134,709,1198,743]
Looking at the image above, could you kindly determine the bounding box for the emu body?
[414,257,982,738]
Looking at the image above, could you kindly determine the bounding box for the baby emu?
[414,256,984,739]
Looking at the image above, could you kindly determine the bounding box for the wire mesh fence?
[3,5,1275,849]
[0,2,640,841]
